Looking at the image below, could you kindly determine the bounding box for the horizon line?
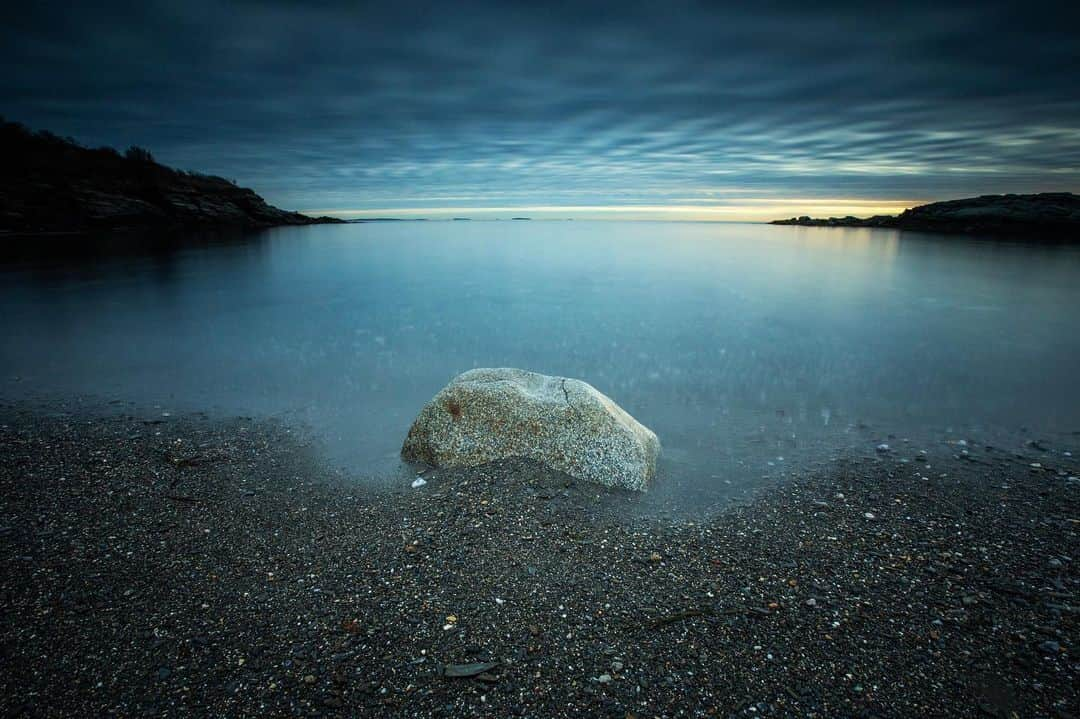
[299,199,925,222]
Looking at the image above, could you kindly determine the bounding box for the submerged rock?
[401,368,660,491]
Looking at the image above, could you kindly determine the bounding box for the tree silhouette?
[124,145,155,163]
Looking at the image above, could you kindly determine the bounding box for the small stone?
[1048,558,1063,568]
[597,674,612,684]
[876,444,890,452]
[805,598,817,607]
[863,512,876,520]
[611,661,624,672]
[648,552,662,562]
[1038,641,1060,654]
[303,674,317,684]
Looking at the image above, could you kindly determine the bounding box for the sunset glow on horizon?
[305,199,925,222]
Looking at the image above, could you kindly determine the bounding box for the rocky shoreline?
[0,120,342,234]
[0,402,1076,717]
[771,193,1080,238]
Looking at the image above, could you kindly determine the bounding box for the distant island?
[0,119,342,234]
[771,193,1080,237]
[346,218,428,223]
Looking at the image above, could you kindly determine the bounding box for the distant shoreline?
[1,119,342,234]
[771,192,1080,238]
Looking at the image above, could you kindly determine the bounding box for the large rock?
[401,368,660,491]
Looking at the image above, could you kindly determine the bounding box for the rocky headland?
[0,120,342,234]
[771,193,1080,238]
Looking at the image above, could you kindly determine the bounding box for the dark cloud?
[3,0,1079,214]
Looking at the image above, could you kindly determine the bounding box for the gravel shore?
[1,402,1077,717]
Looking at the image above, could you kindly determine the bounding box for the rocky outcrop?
[771,214,896,229]
[0,119,342,233]
[771,193,1080,238]
[402,368,661,491]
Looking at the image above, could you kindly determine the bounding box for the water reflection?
[2,221,1079,510]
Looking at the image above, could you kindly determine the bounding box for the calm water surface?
[3,221,1079,510]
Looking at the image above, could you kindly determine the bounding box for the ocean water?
[3,221,1079,510]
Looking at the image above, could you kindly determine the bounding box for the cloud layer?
[4,1,1079,217]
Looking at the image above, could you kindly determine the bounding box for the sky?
[3,0,1079,220]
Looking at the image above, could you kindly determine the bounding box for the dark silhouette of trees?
[124,146,155,163]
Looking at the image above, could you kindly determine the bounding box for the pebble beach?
[1,402,1077,717]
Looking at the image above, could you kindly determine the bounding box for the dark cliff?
[771,193,1080,238]
[0,120,342,233]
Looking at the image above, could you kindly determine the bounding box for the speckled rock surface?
[402,368,660,491]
